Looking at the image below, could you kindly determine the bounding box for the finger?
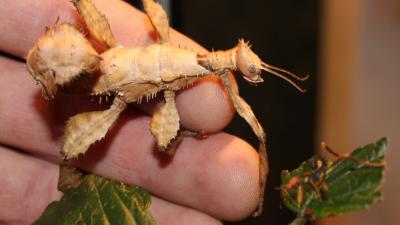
[151,197,222,225]
[0,0,209,56]
[0,58,260,220]
[0,55,233,156]
[0,0,151,57]
[0,146,222,225]
[76,122,260,221]
[0,0,236,133]
[0,146,62,225]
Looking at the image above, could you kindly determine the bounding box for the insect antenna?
[261,62,309,93]
[321,142,385,168]
[320,142,340,157]
[262,62,309,81]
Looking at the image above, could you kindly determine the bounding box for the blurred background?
[127,0,400,224]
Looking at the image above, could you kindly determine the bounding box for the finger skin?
[0,0,236,133]
[151,197,222,225]
[0,147,62,225]
[76,118,260,220]
[0,0,151,57]
[0,147,222,225]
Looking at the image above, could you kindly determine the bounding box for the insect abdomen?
[94,45,210,94]
[158,45,210,81]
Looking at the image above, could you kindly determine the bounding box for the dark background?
[128,1,320,224]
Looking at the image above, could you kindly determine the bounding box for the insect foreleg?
[220,71,268,217]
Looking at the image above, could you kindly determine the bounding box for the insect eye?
[248,65,256,74]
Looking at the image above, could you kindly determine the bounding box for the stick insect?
[26,0,308,216]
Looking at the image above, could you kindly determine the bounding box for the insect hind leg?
[72,0,118,49]
[142,0,170,43]
[62,97,127,159]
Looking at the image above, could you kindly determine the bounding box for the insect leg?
[142,0,170,43]
[150,90,180,152]
[57,156,84,192]
[72,0,118,48]
[160,130,206,155]
[62,97,127,159]
[297,184,304,206]
[308,181,322,199]
[220,71,268,217]
[322,142,385,167]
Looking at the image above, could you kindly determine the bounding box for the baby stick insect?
[284,156,329,207]
[26,0,308,216]
[283,142,385,208]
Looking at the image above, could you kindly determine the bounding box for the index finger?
[0,0,184,57]
[0,0,236,133]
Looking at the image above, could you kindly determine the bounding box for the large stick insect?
[26,0,307,216]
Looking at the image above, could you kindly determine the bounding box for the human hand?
[0,0,260,224]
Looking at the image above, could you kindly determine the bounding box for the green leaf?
[32,174,156,225]
[281,138,387,221]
